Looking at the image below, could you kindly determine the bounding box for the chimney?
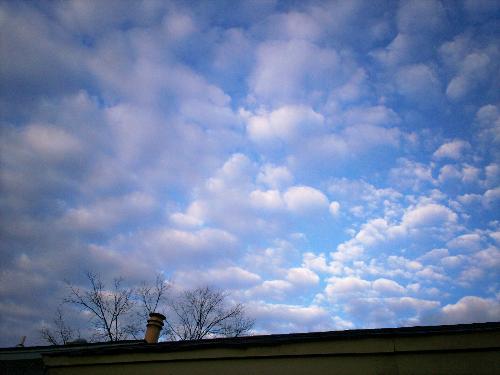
[144,312,166,344]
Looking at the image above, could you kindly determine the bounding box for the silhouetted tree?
[41,273,253,344]
[40,307,77,345]
[64,272,135,342]
[165,286,254,340]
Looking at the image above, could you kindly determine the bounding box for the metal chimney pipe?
[144,312,166,344]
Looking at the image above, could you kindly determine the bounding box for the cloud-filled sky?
[1,0,499,347]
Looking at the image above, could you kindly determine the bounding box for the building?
[1,320,499,374]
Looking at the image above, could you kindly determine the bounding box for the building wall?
[44,330,500,375]
[46,351,499,375]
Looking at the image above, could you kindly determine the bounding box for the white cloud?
[386,297,440,314]
[61,192,155,232]
[286,267,320,287]
[257,164,293,189]
[249,279,294,300]
[162,11,196,40]
[416,266,448,282]
[249,39,338,104]
[250,189,285,211]
[23,124,83,161]
[326,276,370,296]
[219,153,255,183]
[438,164,462,183]
[247,105,324,144]
[440,255,464,268]
[283,186,329,214]
[457,193,482,206]
[328,68,368,104]
[169,212,203,228]
[264,11,323,41]
[433,140,470,160]
[389,158,436,191]
[372,278,405,295]
[489,231,500,244]
[402,203,457,228]
[329,201,340,216]
[302,252,330,274]
[472,247,500,269]
[126,227,239,266]
[418,248,449,263]
[476,104,500,128]
[446,233,482,252]
[485,164,500,188]
[249,302,337,333]
[175,266,261,290]
[343,105,399,126]
[396,64,441,102]
[439,296,500,324]
[446,53,491,100]
[483,187,500,208]
[397,0,445,34]
[387,256,423,272]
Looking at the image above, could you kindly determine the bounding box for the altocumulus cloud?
[0,0,499,347]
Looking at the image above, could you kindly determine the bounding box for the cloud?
[446,233,482,252]
[389,158,436,191]
[113,228,239,267]
[249,302,337,333]
[325,276,371,296]
[175,266,261,290]
[283,186,329,214]
[396,63,442,103]
[250,189,285,211]
[246,105,324,145]
[263,11,324,42]
[439,296,500,324]
[286,267,320,287]
[60,192,156,232]
[401,203,457,229]
[372,278,405,295]
[22,124,83,161]
[475,104,500,148]
[483,187,500,208]
[257,164,293,189]
[329,201,340,216]
[169,212,203,229]
[249,279,294,301]
[437,164,462,183]
[324,274,440,327]
[1,0,499,346]
[439,32,499,102]
[397,0,446,35]
[249,39,339,105]
[0,2,89,113]
[446,53,491,100]
[433,140,470,160]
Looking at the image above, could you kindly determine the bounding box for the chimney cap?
[149,312,166,320]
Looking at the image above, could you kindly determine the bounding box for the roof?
[3,321,498,358]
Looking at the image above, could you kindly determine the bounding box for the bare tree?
[40,307,77,345]
[126,274,171,339]
[41,273,253,344]
[137,274,170,317]
[64,272,135,342]
[165,286,254,340]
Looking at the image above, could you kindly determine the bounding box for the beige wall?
[47,351,499,375]
[44,330,500,375]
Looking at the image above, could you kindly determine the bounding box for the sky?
[1,0,499,347]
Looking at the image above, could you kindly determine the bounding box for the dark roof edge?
[42,321,500,357]
[0,340,144,353]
